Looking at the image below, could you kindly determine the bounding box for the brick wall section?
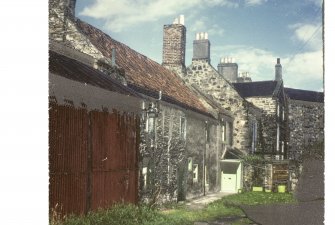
[162,24,187,76]
[287,100,324,161]
[184,60,257,153]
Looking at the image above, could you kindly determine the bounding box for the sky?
[75,0,324,91]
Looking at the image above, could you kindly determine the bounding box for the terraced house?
[49,0,324,216]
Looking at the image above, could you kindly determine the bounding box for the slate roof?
[49,50,140,97]
[284,88,324,103]
[232,81,278,98]
[76,19,208,114]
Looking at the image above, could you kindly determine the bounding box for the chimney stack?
[275,58,282,81]
[192,32,211,63]
[217,56,238,82]
[162,15,187,76]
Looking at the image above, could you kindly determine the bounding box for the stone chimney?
[162,15,186,76]
[275,58,282,81]
[236,72,252,83]
[217,57,238,82]
[49,0,77,41]
[192,32,211,64]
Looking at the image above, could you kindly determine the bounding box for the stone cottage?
[161,17,263,193]
[232,59,289,160]
[161,16,324,192]
[49,0,236,206]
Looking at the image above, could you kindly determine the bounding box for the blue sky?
[75,0,323,91]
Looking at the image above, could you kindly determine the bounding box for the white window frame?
[180,117,187,140]
[193,164,199,183]
[142,167,148,188]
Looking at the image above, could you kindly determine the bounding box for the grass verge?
[52,192,296,225]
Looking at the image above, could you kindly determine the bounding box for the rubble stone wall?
[185,60,256,153]
[49,0,105,61]
[139,103,220,203]
[287,100,324,161]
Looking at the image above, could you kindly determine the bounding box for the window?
[193,164,198,183]
[188,157,193,171]
[276,124,280,152]
[180,117,187,140]
[251,121,258,153]
[147,117,155,134]
[142,167,148,188]
[221,123,226,143]
[205,124,210,143]
[226,122,233,146]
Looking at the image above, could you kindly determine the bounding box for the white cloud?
[212,45,276,80]
[211,45,323,91]
[189,18,225,37]
[283,50,323,90]
[305,0,322,7]
[79,0,238,32]
[245,0,268,6]
[289,23,322,51]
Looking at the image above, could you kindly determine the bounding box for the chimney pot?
[179,15,185,25]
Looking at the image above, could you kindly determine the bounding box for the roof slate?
[49,50,140,97]
[232,81,278,98]
[284,88,324,103]
[76,19,207,113]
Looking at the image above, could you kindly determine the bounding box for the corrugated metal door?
[49,103,139,216]
[49,103,89,215]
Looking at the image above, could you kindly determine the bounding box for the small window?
[193,164,198,183]
[147,117,155,134]
[206,124,210,143]
[226,122,233,146]
[222,123,226,143]
[180,117,187,140]
[142,167,148,188]
[251,121,257,153]
[188,157,193,171]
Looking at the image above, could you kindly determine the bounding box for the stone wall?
[246,96,289,157]
[162,24,186,76]
[185,117,222,199]
[139,103,220,203]
[287,100,324,161]
[184,60,257,153]
[49,0,106,62]
[246,97,277,115]
[246,97,277,154]
[139,104,186,203]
